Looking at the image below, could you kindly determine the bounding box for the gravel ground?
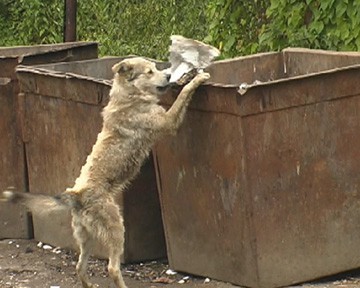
[1,239,360,288]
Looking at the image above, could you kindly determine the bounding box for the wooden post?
[64,0,77,42]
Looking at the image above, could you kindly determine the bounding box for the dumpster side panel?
[244,94,360,287]
[154,88,258,287]
[17,72,110,106]
[0,58,18,78]
[24,92,103,250]
[0,82,29,239]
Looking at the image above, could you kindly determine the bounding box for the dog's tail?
[1,189,76,213]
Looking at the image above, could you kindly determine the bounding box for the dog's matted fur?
[1,57,209,288]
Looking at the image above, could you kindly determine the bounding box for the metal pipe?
[64,0,77,42]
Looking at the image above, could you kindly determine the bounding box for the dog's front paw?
[195,72,210,83]
[182,72,210,93]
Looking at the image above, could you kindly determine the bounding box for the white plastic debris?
[52,247,61,254]
[178,276,190,284]
[42,244,53,250]
[238,83,249,95]
[50,286,60,288]
[238,80,263,95]
[204,277,211,283]
[8,240,13,245]
[37,241,43,248]
[165,269,177,276]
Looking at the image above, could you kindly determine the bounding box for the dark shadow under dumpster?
[153,48,360,288]
[15,57,167,263]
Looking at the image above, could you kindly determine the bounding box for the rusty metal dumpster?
[0,42,98,239]
[16,57,167,262]
[153,48,360,287]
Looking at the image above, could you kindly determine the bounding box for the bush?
[205,0,269,58]
[0,0,63,45]
[259,0,360,51]
[77,0,209,59]
[1,0,359,59]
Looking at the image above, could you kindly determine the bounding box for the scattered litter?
[52,247,61,254]
[165,269,177,276]
[37,242,43,248]
[238,80,263,95]
[50,286,60,288]
[8,240,14,245]
[204,277,211,283]
[178,276,190,284]
[16,244,20,248]
[42,244,53,250]
[238,83,249,95]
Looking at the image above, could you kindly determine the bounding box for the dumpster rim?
[0,41,98,59]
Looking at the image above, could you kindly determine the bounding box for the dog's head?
[112,57,170,96]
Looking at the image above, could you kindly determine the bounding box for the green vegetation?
[260,0,360,52]
[0,0,359,59]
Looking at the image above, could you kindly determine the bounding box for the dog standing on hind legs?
[1,57,210,288]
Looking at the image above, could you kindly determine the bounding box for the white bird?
[168,35,220,84]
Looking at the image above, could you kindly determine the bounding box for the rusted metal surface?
[0,80,29,239]
[0,42,98,239]
[153,48,360,287]
[16,57,166,262]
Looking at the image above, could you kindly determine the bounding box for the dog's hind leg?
[106,209,127,288]
[108,245,127,288]
[73,219,96,288]
[77,239,95,288]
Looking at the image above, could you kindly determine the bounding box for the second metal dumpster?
[0,42,98,239]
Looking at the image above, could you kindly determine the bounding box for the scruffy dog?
[2,57,209,288]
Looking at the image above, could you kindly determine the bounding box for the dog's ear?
[112,61,137,81]
[112,61,131,74]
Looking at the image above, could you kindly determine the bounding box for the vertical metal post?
[64,0,77,42]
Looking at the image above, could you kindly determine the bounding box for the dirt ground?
[1,239,360,288]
